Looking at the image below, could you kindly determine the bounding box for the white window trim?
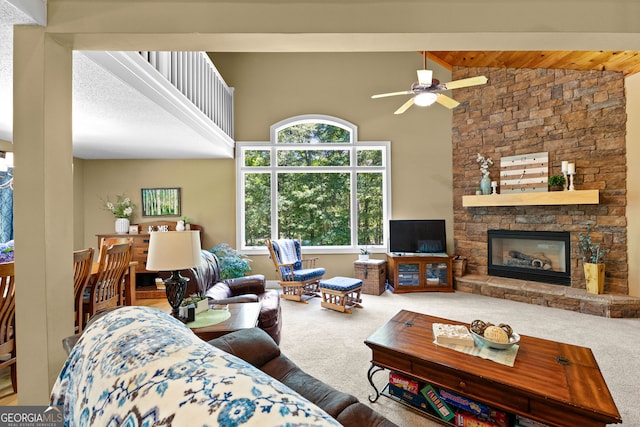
[236,115,391,255]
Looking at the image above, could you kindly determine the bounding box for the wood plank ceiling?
[427,51,640,76]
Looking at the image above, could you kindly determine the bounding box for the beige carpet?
[277,289,640,427]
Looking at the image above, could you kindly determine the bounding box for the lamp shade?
[146,231,202,271]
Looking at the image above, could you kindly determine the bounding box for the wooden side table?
[189,302,261,342]
[354,259,387,295]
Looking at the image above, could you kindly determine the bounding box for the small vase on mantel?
[480,175,492,195]
[115,218,130,234]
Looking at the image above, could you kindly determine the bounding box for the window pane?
[278,172,350,245]
[357,172,384,246]
[277,123,351,144]
[244,150,270,167]
[244,173,271,246]
[277,149,350,167]
[357,148,383,167]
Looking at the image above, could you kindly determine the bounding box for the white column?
[13,26,74,402]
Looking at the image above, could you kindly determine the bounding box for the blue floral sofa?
[53,306,396,427]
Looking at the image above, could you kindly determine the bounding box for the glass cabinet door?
[397,263,420,287]
[425,262,448,286]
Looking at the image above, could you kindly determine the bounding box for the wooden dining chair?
[99,237,136,306]
[99,236,132,248]
[0,261,16,393]
[83,241,132,326]
[73,248,94,333]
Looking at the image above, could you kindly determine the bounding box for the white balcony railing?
[139,51,234,139]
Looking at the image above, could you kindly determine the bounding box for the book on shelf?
[432,323,475,347]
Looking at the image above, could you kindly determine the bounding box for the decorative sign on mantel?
[500,152,548,194]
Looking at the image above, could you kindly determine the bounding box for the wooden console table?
[365,310,621,427]
[97,220,202,299]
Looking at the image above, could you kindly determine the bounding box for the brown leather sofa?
[209,327,398,427]
[180,250,282,344]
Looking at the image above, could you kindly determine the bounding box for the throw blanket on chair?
[51,306,339,427]
[273,239,301,269]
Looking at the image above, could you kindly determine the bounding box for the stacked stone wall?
[452,67,627,294]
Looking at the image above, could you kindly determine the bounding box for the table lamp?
[146,230,202,318]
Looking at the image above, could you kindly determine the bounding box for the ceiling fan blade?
[436,94,460,109]
[442,76,488,90]
[417,69,433,85]
[371,90,413,99]
[394,98,415,115]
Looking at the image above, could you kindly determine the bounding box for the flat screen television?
[389,219,447,254]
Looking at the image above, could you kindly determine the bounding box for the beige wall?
[79,159,236,251]
[72,158,85,249]
[627,72,640,297]
[78,52,455,280]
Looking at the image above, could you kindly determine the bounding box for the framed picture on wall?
[141,188,181,217]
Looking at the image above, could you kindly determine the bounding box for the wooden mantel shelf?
[462,189,599,207]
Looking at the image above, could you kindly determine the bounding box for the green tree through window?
[237,115,389,252]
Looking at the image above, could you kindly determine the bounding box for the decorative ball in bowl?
[471,330,520,350]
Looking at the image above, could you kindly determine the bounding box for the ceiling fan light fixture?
[414,92,438,107]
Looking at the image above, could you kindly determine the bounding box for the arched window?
[237,115,390,253]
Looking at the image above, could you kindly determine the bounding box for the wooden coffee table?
[364,310,621,427]
[190,302,261,342]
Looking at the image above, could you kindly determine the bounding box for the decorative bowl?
[471,330,520,350]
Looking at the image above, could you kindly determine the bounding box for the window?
[237,115,390,253]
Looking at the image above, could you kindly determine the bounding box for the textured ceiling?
[0,2,36,142]
[1,1,229,159]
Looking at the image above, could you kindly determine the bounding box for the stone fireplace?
[488,230,570,286]
[450,66,640,318]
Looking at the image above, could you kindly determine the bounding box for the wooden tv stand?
[387,253,453,293]
[365,310,621,427]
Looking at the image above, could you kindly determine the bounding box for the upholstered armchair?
[180,250,282,344]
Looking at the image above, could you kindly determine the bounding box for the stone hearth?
[455,275,640,318]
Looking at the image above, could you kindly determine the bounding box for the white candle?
[567,163,575,174]
[561,161,568,173]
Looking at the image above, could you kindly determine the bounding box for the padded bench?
[318,276,363,314]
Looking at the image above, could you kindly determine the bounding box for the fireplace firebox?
[488,230,571,286]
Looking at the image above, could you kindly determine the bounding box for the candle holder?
[491,181,498,195]
[568,173,575,191]
[563,172,568,191]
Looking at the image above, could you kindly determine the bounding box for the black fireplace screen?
[488,230,571,286]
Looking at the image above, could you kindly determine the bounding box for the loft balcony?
[74,50,234,159]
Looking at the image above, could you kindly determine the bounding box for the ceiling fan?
[372,54,488,114]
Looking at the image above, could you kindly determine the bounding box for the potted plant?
[181,293,208,314]
[359,247,371,261]
[207,243,252,280]
[102,193,136,234]
[548,174,566,191]
[181,215,191,230]
[578,226,610,294]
